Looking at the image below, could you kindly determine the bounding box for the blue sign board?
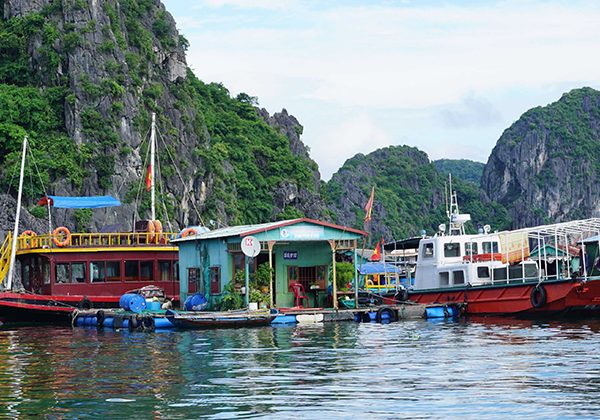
[283,251,298,260]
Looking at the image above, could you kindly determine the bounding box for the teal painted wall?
[178,238,231,309]
[177,221,363,309]
[272,241,332,307]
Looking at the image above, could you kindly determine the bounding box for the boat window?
[91,262,105,282]
[22,264,30,289]
[477,267,490,278]
[210,266,221,294]
[56,263,69,284]
[71,263,86,283]
[42,260,50,285]
[140,261,153,281]
[465,242,478,256]
[423,243,434,258]
[125,260,139,281]
[440,272,449,286]
[482,242,499,254]
[159,261,171,281]
[106,262,121,281]
[524,263,538,278]
[444,243,461,258]
[174,261,179,281]
[493,268,507,281]
[453,270,465,284]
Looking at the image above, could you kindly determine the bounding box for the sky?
[162,0,600,180]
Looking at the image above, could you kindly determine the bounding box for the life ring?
[78,297,92,310]
[376,307,398,322]
[128,315,139,332]
[181,227,198,238]
[146,221,156,243]
[52,226,71,247]
[530,285,547,308]
[152,220,163,244]
[96,310,105,329]
[21,230,37,249]
[141,316,155,332]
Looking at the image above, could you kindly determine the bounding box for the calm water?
[0,318,600,419]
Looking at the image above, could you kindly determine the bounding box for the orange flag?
[146,164,152,192]
[371,241,381,261]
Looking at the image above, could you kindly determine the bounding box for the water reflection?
[0,319,599,418]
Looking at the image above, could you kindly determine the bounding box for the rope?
[156,127,205,226]
[27,146,53,233]
[133,127,152,223]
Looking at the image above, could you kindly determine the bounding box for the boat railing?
[15,231,178,252]
[0,232,13,283]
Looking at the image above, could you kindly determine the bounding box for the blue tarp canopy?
[38,195,121,209]
[358,262,402,275]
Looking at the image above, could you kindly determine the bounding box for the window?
[56,263,69,284]
[444,243,461,258]
[477,267,490,279]
[159,261,172,281]
[465,242,478,256]
[188,267,200,294]
[440,272,449,286]
[424,243,434,258]
[174,262,179,281]
[42,260,50,285]
[210,266,221,294]
[71,263,86,283]
[106,262,121,281]
[453,270,465,284]
[91,262,105,282]
[125,260,139,281]
[483,242,499,254]
[140,261,153,281]
[22,264,30,289]
[288,265,299,287]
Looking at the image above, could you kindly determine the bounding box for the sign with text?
[279,225,325,240]
[283,251,298,260]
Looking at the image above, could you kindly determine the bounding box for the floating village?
[1,115,600,332]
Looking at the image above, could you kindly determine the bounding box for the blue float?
[119,293,146,313]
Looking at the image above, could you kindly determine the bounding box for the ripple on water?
[0,319,599,418]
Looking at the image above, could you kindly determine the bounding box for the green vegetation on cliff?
[323,146,511,241]
[433,159,484,185]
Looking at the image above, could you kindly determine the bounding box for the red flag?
[146,164,152,192]
[371,241,381,261]
[363,186,375,224]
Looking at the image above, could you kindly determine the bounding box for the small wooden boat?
[165,309,276,329]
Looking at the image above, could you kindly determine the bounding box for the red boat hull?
[408,279,600,316]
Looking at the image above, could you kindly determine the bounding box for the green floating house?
[172,218,367,309]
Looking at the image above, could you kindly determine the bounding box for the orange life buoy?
[152,220,163,243]
[52,226,71,247]
[146,220,156,243]
[21,230,37,249]
[181,227,197,238]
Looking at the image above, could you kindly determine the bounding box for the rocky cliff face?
[256,108,326,219]
[482,87,600,228]
[0,0,323,234]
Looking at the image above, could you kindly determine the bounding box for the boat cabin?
[15,230,179,303]
[414,233,538,290]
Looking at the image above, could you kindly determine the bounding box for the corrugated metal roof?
[171,219,302,243]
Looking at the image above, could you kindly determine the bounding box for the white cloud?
[309,113,393,180]
[165,0,600,179]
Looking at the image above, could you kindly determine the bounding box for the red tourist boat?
[0,116,187,324]
[404,178,600,316]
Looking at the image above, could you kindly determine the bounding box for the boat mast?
[150,112,156,221]
[6,136,28,291]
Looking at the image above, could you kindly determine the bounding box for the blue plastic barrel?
[184,293,207,311]
[154,317,176,329]
[119,293,147,313]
